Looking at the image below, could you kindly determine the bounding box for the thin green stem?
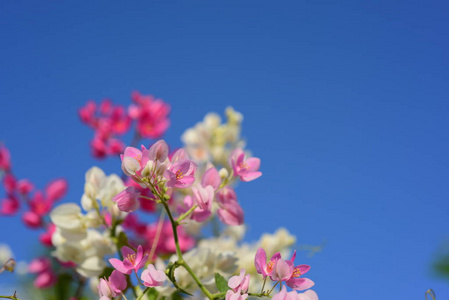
[161,201,183,260]
[268,281,280,295]
[260,276,267,293]
[136,287,150,300]
[178,261,214,299]
[177,205,198,223]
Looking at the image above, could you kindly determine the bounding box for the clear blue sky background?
[1,0,449,299]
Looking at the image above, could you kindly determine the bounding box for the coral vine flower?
[121,146,149,176]
[45,179,68,202]
[164,160,197,188]
[273,286,319,300]
[228,268,250,293]
[216,187,244,226]
[254,247,281,277]
[141,264,167,287]
[284,251,315,291]
[229,148,262,182]
[0,145,11,171]
[109,245,148,275]
[112,186,140,212]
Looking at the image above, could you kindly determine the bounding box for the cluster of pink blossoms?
[0,145,67,242]
[79,91,170,159]
[0,92,318,300]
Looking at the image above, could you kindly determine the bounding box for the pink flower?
[22,211,42,228]
[109,245,148,275]
[129,91,171,139]
[148,140,169,162]
[201,167,221,190]
[228,269,250,293]
[141,264,167,287]
[120,146,150,176]
[216,187,244,226]
[0,146,11,171]
[284,251,315,291]
[229,149,262,182]
[29,257,51,274]
[254,247,281,278]
[164,160,197,188]
[3,174,16,193]
[29,191,51,216]
[271,259,294,282]
[192,185,214,211]
[0,195,20,215]
[126,179,156,213]
[39,224,56,247]
[273,286,319,300]
[45,179,68,202]
[16,179,34,195]
[225,289,248,300]
[113,187,140,212]
[179,195,211,222]
[170,148,189,163]
[98,270,127,297]
[34,270,57,288]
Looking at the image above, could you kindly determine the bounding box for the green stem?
[161,200,214,299]
[178,261,214,299]
[177,205,198,223]
[136,287,150,300]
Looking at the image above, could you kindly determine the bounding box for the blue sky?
[1,0,449,299]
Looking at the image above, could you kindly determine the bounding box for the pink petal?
[240,171,262,182]
[202,167,221,190]
[245,157,260,172]
[109,270,127,292]
[109,258,131,275]
[254,248,267,276]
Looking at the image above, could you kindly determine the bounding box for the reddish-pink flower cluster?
[78,91,170,159]
[0,145,68,247]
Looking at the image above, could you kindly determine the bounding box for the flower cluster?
[79,91,170,159]
[0,92,318,300]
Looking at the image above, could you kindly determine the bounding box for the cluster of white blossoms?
[182,107,245,167]
[50,167,127,278]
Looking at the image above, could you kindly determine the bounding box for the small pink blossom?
[16,179,34,194]
[22,211,42,228]
[29,191,51,216]
[3,174,16,193]
[39,224,56,247]
[254,247,281,278]
[141,264,167,287]
[120,146,150,176]
[179,195,211,222]
[229,149,262,182]
[129,91,171,139]
[0,195,20,215]
[45,179,68,202]
[113,187,140,212]
[271,259,294,282]
[148,140,169,162]
[164,160,197,188]
[228,268,250,293]
[34,270,57,288]
[29,257,51,274]
[192,185,214,211]
[0,146,11,171]
[273,286,319,300]
[225,289,248,300]
[109,245,148,275]
[284,251,315,291]
[98,270,127,297]
[216,187,244,226]
[201,167,221,190]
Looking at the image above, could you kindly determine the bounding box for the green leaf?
[117,231,130,250]
[214,273,229,293]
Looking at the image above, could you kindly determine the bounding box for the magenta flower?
[16,179,34,195]
[29,257,56,289]
[164,159,197,188]
[129,91,171,139]
[0,145,11,171]
[113,186,140,212]
[229,148,262,182]
[273,286,318,300]
[121,146,150,176]
[148,140,169,162]
[98,271,126,299]
[109,245,148,275]
[45,178,68,202]
[225,289,248,300]
[180,195,211,222]
[216,187,244,226]
[141,264,167,287]
[254,247,281,278]
[0,195,20,215]
[228,268,250,293]
[271,259,294,282]
[284,251,315,291]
